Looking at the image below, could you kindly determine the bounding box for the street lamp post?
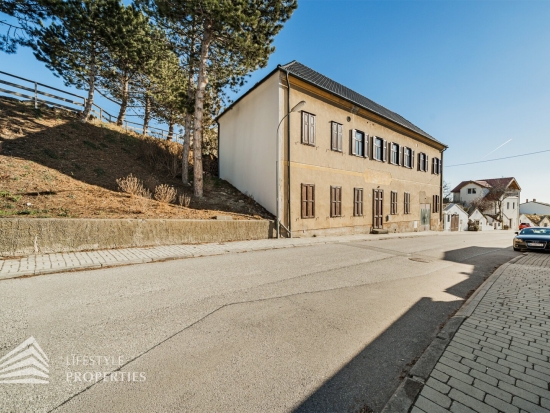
[276,100,306,238]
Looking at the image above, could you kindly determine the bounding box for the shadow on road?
[293,245,520,413]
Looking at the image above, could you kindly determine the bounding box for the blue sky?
[1,0,549,203]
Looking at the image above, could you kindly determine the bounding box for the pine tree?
[29,0,120,122]
[144,0,297,197]
[99,4,154,126]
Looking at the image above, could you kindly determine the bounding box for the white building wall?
[520,202,550,215]
[458,184,489,205]
[443,205,469,231]
[502,195,520,229]
[219,73,281,216]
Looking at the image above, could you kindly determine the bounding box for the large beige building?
[218,61,447,237]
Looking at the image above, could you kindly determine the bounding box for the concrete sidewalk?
[0,230,451,280]
[404,253,550,413]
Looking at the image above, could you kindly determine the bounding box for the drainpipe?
[440,148,446,226]
[285,70,292,238]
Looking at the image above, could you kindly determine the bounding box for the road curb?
[380,253,524,413]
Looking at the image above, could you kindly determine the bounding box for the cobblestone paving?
[411,253,550,413]
[0,231,440,280]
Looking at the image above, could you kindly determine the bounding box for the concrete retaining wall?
[0,218,275,256]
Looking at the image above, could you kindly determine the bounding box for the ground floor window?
[404,192,411,214]
[391,191,398,215]
[433,194,440,213]
[301,184,315,218]
[354,188,363,216]
[330,186,342,217]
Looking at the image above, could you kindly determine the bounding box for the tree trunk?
[167,121,174,141]
[192,26,212,197]
[116,78,129,126]
[142,92,150,136]
[81,54,96,122]
[182,113,192,185]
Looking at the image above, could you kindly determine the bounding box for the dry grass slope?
[0,97,271,220]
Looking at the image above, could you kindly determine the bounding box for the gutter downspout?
[285,70,292,238]
[440,148,446,226]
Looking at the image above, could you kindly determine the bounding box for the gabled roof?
[217,61,445,148]
[523,214,544,225]
[451,177,520,193]
[520,200,550,207]
[444,203,467,214]
[280,61,444,146]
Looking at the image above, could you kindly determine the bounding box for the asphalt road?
[0,231,520,413]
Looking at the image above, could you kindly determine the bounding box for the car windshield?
[520,228,550,235]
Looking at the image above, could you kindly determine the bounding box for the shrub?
[116,174,151,198]
[154,184,176,203]
[178,193,192,207]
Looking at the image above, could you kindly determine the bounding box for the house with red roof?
[451,178,521,230]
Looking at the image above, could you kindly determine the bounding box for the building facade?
[520,200,550,216]
[218,61,447,237]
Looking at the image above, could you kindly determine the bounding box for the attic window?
[468,188,477,194]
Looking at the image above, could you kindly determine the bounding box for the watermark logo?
[0,337,49,384]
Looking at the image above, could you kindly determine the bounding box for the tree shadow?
[293,245,520,413]
[0,98,271,218]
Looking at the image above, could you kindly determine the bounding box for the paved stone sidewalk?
[0,230,443,280]
[411,253,550,413]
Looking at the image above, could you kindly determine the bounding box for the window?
[373,137,386,161]
[390,143,400,165]
[507,202,510,209]
[403,147,413,168]
[447,215,450,222]
[331,122,343,152]
[513,202,515,210]
[404,192,411,214]
[391,191,398,215]
[418,152,428,172]
[467,188,472,194]
[351,130,367,157]
[433,195,440,213]
[354,188,363,216]
[432,157,441,175]
[301,184,315,218]
[330,186,342,217]
[301,112,316,146]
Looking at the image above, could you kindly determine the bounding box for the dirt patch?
[0,97,272,220]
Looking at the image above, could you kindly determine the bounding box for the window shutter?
[371,137,376,159]
[399,146,403,166]
[309,114,315,145]
[351,129,356,155]
[337,124,342,152]
[383,140,388,162]
[301,184,307,218]
[302,112,308,144]
[311,185,315,216]
[337,187,341,216]
[331,122,337,150]
[364,135,369,158]
[425,155,429,172]
[432,157,435,174]
[360,189,363,216]
[411,150,415,169]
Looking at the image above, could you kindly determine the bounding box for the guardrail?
[0,70,184,143]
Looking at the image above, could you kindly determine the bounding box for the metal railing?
[0,70,184,143]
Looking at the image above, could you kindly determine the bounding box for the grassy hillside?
[0,97,271,220]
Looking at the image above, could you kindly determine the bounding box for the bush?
[116,174,151,198]
[154,184,176,203]
[178,192,192,207]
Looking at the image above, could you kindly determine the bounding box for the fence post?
[161,130,164,140]
[99,107,103,122]
[34,83,38,109]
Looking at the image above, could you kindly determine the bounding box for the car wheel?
[513,247,520,251]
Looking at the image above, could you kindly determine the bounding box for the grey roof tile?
[281,61,443,145]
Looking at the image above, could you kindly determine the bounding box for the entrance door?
[451,214,459,231]
[420,203,431,231]
[373,189,384,229]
